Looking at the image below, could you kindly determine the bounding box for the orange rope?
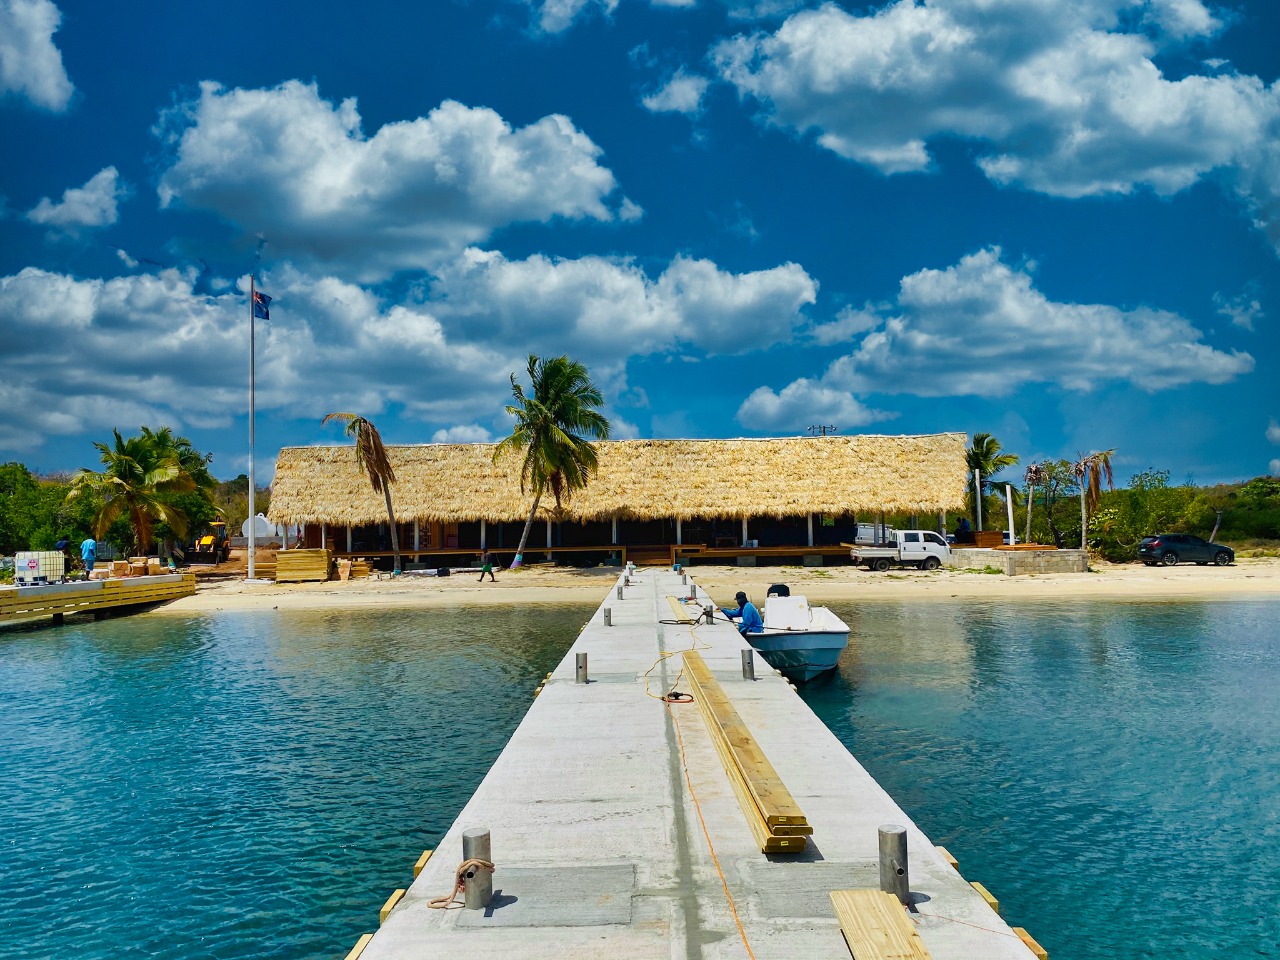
[427,858,495,910]
[666,695,757,960]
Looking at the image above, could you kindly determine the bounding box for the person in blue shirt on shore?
[722,591,763,635]
[80,537,96,574]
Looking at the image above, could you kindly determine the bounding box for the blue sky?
[2,0,1279,484]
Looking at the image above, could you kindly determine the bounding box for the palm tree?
[965,433,1020,529]
[1023,462,1046,544]
[322,413,402,574]
[494,355,610,569]
[1074,449,1116,551]
[67,428,199,554]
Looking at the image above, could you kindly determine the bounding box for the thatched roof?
[268,434,969,525]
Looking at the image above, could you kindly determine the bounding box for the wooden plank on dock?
[829,889,932,959]
[935,846,959,871]
[666,596,696,623]
[970,881,999,914]
[1012,928,1049,959]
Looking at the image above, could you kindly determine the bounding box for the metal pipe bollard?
[604,607,612,626]
[703,604,714,624]
[682,573,688,585]
[576,652,589,683]
[878,824,909,905]
[741,648,755,680]
[462,828,493,910]
[617,584,623,599]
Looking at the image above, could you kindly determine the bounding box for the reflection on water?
[804,599,1280,960]
[0,604,591,960]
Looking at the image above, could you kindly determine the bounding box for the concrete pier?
[359,568,1037,959]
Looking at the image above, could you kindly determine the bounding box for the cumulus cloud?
[26,167,129,232]
[0,265,516,451]
[528,0,801,32]
[737,379,894,432]
[1214,289,1263,331]
[1268,419,1280,445]
[642,68,709,116]
[431,247,817,363]
[155,81,632,280]
[0,0,73,111]
[431,425,494,443]
[1272,459,1280,477]
[713,0,1280,245]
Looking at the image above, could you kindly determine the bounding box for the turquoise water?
[2,600,1277,959]
[0,605,592,960]
[804,599,1280,960]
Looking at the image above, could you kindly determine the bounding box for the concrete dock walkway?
[358,568,1037,959]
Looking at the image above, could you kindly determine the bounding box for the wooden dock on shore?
[0,573,196,626]
[349,568,1043,960]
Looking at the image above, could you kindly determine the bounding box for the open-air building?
[268,433,968,568]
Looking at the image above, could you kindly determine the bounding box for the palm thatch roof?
[268,433,968,526]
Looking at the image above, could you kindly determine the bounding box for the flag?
[253,289,272,320]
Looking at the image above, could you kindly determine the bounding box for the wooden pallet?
[682,650,810,853]
[829,889,932,959]
[275,549,333,582]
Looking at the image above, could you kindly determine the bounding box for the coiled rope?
[427,857,496,909]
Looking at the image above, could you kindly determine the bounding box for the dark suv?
[1137,534,1234,567]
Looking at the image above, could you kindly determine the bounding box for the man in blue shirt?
[80,537,97,574]
[722,591,763,635]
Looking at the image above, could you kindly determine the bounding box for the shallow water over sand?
[2,598,1277,959]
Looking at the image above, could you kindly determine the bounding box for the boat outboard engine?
[767,583,790,598]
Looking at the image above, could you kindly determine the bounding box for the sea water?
[2,599,1277,959]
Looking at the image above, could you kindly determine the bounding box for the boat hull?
[746,629,848,683]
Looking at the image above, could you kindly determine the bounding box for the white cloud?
[642,68,709,116]
[1267,419,1280,445]
[26,167,128,231]
[1214,290,1262,331]
[737,379,894,432]
[0,0,73,111]
[812,304,881,345]
[431,247,816,362]
[713,0,1280,240]
[1271,459,1280,477]
[431,425,494,443]
[155,81,632,280]
[0,265,516,452]
[824,247,1253,396]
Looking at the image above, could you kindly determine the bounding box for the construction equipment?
[186,521,230,565]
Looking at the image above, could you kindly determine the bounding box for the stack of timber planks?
[275,549,333,583]
[682,650,812,854]
[349,559,372,579]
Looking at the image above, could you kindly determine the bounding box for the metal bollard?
[462,828,493,910]
[682,573,688,585]
[704,604,714,624]
[604,607,612,626]
[741,648,756,680]
[576,652,589,683]
[617,584,623,599]
[878,824,910,905]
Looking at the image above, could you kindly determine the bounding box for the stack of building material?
[682,650,812,854]
[275,549,333,582]
[349,559,372,579]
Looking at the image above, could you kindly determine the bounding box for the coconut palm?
[67,428,200,554]
[494,354,611,569]
[1023,462,1046,544]
[1074,449,1116,550]
[322,412,402,574]
[965,432,1020,528]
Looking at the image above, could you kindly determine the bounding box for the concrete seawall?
[355,568,1038,959]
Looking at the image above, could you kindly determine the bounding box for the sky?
[2,0,1279,485]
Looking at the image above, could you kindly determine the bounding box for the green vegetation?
[323,412,402,574]
[965,432,1020,523]
[495,354,610,569]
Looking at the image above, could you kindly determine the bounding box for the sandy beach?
[163,557,1280,613]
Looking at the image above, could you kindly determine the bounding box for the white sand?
[163,557,1280,613]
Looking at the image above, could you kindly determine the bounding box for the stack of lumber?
[275,549,333,583]
[682,651,812,854]
[253,559,277,580]
[350,559,372,579]
[829,889,932,959]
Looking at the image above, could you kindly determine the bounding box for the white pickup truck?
[848,529,951,571]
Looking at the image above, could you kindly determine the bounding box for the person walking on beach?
[478,550,497,583]
[80,536,97,575]
[722,591,763,636]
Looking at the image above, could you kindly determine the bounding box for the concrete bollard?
[604,607,612,626]
[878,824,909,905]
[741,648,756,680]
[462,828,493,910]
[576,652,589,683]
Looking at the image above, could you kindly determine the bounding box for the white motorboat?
[747,593,850,683]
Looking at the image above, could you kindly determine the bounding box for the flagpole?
[247,273,257,581]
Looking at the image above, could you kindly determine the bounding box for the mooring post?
[616,584,623,599]
[879,824,909,905]
[741,648,755,680]
[703,604,714,624]
[682,572,688,585]
[576,652,589,683]
[461,828,493,910]
[604,607,612,626]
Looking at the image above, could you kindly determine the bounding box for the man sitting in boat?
[722,591,763,635]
